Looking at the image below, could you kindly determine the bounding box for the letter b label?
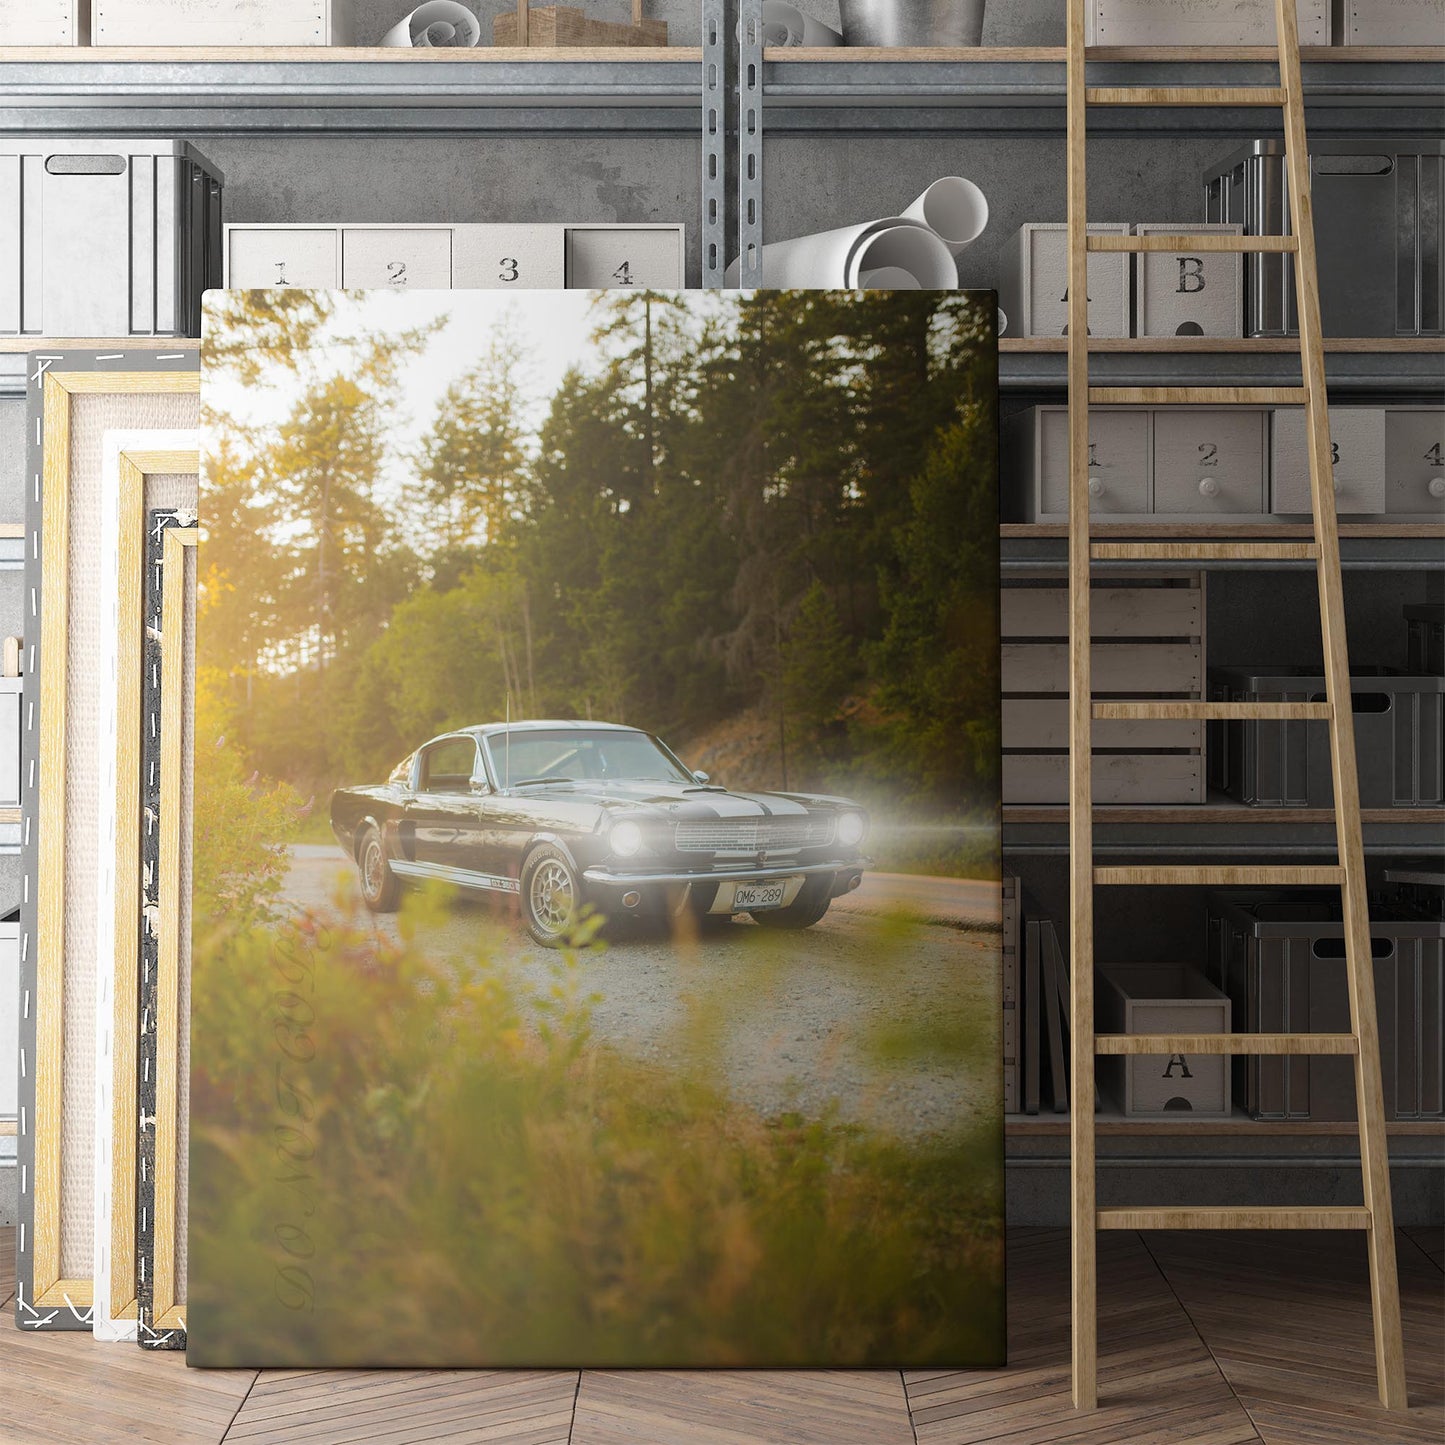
[1176,257,1206,295]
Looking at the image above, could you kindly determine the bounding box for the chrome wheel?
[528,858,574,938]
[363,839,385,900]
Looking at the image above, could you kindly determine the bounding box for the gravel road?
[281,844,1001,1139]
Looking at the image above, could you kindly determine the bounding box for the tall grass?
[188,886,1004,1369]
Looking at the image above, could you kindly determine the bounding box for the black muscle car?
[331,721,870,946]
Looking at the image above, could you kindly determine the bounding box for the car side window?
[418,737,480,794]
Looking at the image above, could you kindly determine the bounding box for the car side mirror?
[692,770,710,784]
[470,777,490,795]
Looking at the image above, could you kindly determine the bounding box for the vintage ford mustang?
[331,720,869,945]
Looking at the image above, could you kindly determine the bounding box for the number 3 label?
[499,258,519,283]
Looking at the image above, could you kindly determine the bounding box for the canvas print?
[190,288,1003,1367]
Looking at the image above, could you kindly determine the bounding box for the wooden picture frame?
[15,351,199,1332]
[137,511,196,1349]
[92,438,199,1343]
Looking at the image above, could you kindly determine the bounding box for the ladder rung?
[1091,542,1321,562]
[1094,866,1345,886]
[1097,1207,1371,1232]
[1093,701,1331,721]
[1087,234,1297,253]
[1095,1033,1358,1057]
[1089,387,1309,405]
[1086,86,1287,107]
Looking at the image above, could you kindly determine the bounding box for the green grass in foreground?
[188,887,1005,1369]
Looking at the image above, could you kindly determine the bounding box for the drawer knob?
[1197,476,1219,498]
[1429,476,1445,500]
[1087,475,1105,498]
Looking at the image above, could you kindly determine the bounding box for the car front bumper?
[581,858,869,915]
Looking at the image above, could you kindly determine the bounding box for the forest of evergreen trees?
[201,288,1000,838]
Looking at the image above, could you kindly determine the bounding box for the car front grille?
[674,816,834,854]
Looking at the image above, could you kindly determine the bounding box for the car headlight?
[835,811,866,848]
[610,820,643,858]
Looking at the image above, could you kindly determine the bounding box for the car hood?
[511,779,859,816]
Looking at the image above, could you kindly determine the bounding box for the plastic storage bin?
[1208,891,1444,1121]
[1208,665,1444,807]
[0,139,223,339]
[1204,138,1444,338]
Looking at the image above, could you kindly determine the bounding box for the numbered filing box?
[1134,223,1243,338]
[996,223,1131,338]
[1005,406,1149,521]
[224,222,684,291]
[1,139,224,338]
[1384,407,1445,515]
[1152,408,1267,517]
[1271,407,1387,515]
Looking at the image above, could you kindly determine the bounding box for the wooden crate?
[1332,0,1444,44]
[1002,575,1207,806]
[494,4,667,46]
[1088,0,1329,44]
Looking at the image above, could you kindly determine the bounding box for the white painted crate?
[0,0,86,44]
[1088,0,1329,45]
[0,139,224,338]
[1333,0,1445,44]
[1271,406,1387,515]
[1134,223,1243,339]
[93,0,353,45]
[1384,407,1445,515]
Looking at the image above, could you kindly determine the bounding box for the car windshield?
[484,728,694,786]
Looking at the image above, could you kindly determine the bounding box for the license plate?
[731,881,789,911]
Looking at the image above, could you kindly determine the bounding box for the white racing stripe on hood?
[690,791,810,818]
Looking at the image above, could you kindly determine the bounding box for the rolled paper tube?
[382,1,482,47]
[901,176,989,255]
[761,2,844,45]
[857,266,922,289]
[998,308,1008,335]
[726,217,956,289]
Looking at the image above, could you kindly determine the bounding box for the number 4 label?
[613,261,634,286]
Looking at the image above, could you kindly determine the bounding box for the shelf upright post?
[702,0,728,288]
[736,0,763,286]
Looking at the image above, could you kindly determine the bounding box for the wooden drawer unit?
[1134,222,1244,339]
[564,224,685,289]
[453,224,566,289]
[341,227,453,290]
[996,223,1131,339]
[1271,406,1387,515]
[1002,575,1206,806]
[227,226,339,289]
[1151,408,1267,517]
[1384,407,1445,515]
[1008,406,1149,522]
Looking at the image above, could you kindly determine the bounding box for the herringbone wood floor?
[2,1226,1441,1444]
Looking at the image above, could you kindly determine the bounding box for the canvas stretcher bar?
[16,352,198,1331]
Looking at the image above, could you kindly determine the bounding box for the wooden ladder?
[1064,0,1408,1412]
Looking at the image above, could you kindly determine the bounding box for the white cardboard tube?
[997,308,1008,336]
[726,217,956,289]
[901,176,989,255]
[762,2,844,45]
[382,1,481,47]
